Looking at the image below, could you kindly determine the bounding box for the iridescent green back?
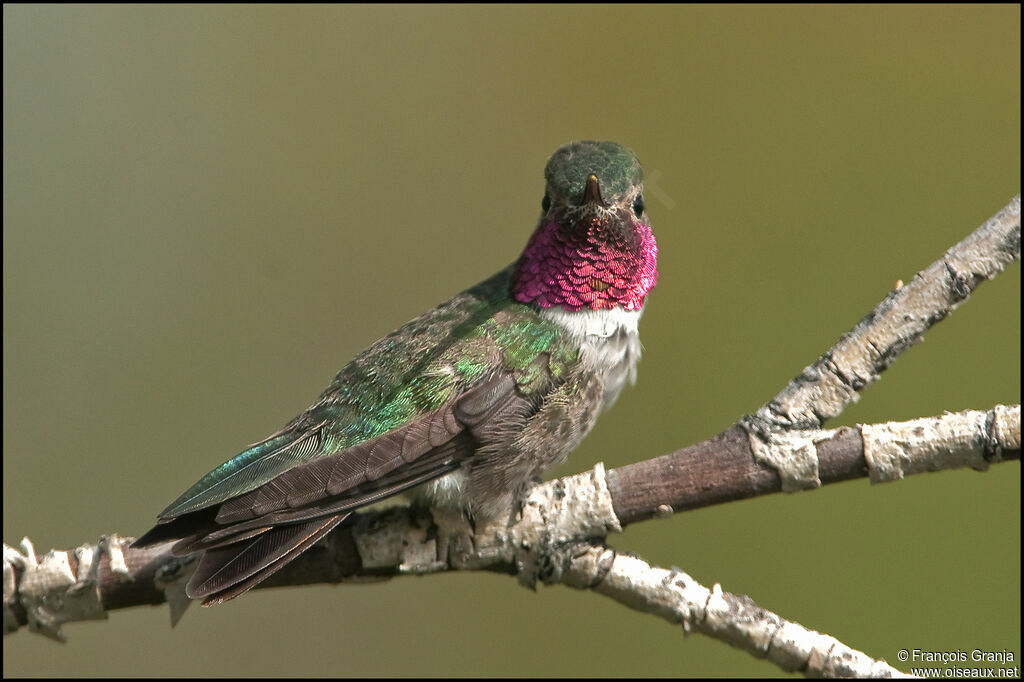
[160,266,579,518]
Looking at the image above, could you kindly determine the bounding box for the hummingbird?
[133,140,659,605]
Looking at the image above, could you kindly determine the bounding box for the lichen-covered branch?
[561,545,908,678]
[747,195,1019,434]
[5,404,1018,638]
[4,405,1018,674]
[1,466,913,677]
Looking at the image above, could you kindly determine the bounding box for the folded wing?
[134,371,530,604]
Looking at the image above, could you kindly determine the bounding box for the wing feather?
[157,421,331,519]
[212,371,516,525]
[135,369,531,604]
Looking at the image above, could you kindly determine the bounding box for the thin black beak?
[581,174,607,207]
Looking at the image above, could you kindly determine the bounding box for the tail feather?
[132,507,219,548]
[187,513,348,605]
[172,525,273,555]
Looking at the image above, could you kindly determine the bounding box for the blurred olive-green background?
[4,5,1019,677]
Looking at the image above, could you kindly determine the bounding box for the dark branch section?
[605,426,779,525]
[90,544,176,612]
[815,426,869,482]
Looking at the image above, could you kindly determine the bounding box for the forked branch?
[5,195,1020,678]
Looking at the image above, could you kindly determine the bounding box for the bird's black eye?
[632,195,645,217]
[542,193,551,213]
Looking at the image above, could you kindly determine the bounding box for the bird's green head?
[542,140,645,215]
[513,141,658,311]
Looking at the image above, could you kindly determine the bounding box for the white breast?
[541,305,644,412]
[540,306,642,340]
